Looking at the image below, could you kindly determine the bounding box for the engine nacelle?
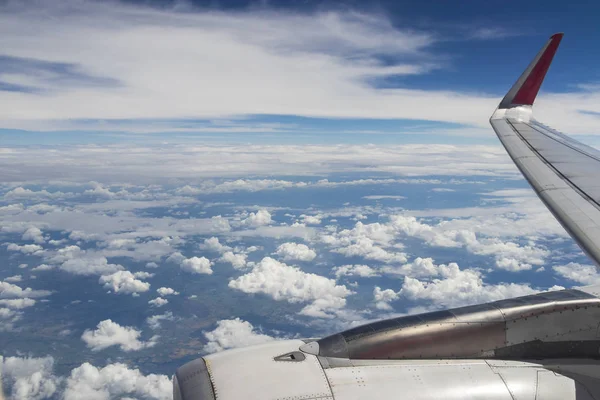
[174,289,600,400]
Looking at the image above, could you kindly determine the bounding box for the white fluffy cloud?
[4,275,22,283]
[274,242,317,262]
[63,362,171,400]
[219,251,248,269]
[400,262,561,309]
[1,355,170,400]
[180,256,213,275]
[203,318,275,353]
[229,257,352,318]
[0,281,51,299]
[199,237,232,253]
[99,271,150,295]
[148,297,168,307]
[81,319,157,352]
[242,209,273,227]
[553,262,600,285]
[156,287,179,297]
[6,243,43,254]
[322,221,408,264]
[47,246,124,276]
[381,257,438,278]
[0,356,60,400]
[333,264,380,278]
[21,227,45,244]
[373,286,400,310]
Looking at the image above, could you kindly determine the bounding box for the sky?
[1,0,600,145]
[2,1,600,400]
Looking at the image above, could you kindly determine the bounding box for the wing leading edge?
[490,33,600,266]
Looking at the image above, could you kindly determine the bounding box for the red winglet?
[498,33,563,109]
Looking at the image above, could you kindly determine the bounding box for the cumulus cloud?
[219,251,248,269]
[333,264,379,278]
[300,214,322,225]
[63,362,171,400]
[6,243,43,254]
[148,297,168,307]
[322,221,407,264]
[0,298,36,309]
[0,356,60,400]
[274,242,317,262]
[1,355,170,400]
[21,227,45,244]
[553,263,600,285]
[47,246,124,276]
[4,275,22,283]
[199,237,232,253]
[81,319,157,352]
[98,271,150,295]
[156,287,179,297]
[229,257,353,318]
[242,209,273,227]
[203,318,275,353]
[381,257,438,278]
[180,256,213,275]
[399,262,559,309]
[373,286,400,310]
[0,281,51,299]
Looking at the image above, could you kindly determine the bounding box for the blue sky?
[3,2,600,398]
[1,0,600,144]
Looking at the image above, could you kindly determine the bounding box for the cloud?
[0,1,500,132]
[156,287,179,297]
[47,246,124,276]
[229,257,352,318]
[321,221,408,264]
[1,355,170,400]
[242,209,273,227]
[300,214,322,225]
[98,271,150,295]
[0,281,51,299]
[81,319,157,352]
[6,243,43,254]
[4,275,22,283]
[21,227,45,244]
[553,262,600,285]
[219,251,248,269]
[0,298,36,309]
[274,242,317,261]
[381,257,438,278]
[399,262,560,309]
[0,145,518,185]
[333,264,380,278]
[63,362,170,400]
[0,356,60,400]
[180,256,213,275]
[203,318,275,353]
[373,286,400,310]
[362,195,405,200]
[146,311,174,330]
[199,236,232,253]
[148,297,168,307]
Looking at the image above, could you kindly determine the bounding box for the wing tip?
[497,32,563,109]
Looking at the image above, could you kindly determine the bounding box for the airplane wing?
[490,33,600,267]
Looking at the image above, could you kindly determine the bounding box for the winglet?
[498,33,563,109]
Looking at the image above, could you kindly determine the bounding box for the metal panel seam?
[506,119,600,213]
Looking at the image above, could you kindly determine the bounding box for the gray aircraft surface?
[174,33,600,400]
